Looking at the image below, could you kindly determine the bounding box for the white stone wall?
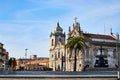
[65,49,84,71]
[49,42,65,71]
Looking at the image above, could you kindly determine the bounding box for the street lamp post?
[29,55,31,71]
[25,48,28,59]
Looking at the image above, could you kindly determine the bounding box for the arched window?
[59,38,62,42]
[52,39,54,46]
[58,52,60,58]
[51,54,53,58]
[55,54,57,59]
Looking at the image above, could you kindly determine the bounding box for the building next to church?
[0,42,9,70]
[16,55,49,71]
[25,59,49,71]
[49,19,120,71]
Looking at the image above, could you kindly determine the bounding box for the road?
[0,70,118,75]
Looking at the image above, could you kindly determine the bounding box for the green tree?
[65,36,85,71]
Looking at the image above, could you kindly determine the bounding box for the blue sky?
[0,0,120,59]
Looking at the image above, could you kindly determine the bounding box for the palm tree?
[65,36,85,71]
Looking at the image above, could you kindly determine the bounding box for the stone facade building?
[16,56,49,71]
[25,59,49,71]
[49,22,66,71]
[49,20,120,71]
[0,42,9,70]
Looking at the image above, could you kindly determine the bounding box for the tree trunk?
[74,49,77,71]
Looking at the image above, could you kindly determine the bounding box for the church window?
[52,39,54,46]
[55,54,57,59]
[51,54,53,58]
[69,54,72,58]
[79,64,81,67]
[86,48,89,58]
[58,52,60,58]
[59,38,62,42]
[113,49,116,58]
[0,49,2,52]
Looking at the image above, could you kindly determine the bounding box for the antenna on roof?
[104,23,105,35]
[110,28,113,35]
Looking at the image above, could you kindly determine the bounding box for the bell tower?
[49,22,66,69]
[50,22,65,50]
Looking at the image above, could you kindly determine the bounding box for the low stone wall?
[0,75,118,80]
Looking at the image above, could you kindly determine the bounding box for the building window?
[51,54,53,58]
[0,49,2,52]
[52,39,54,46]
[55,54,57,59]
[58,52,60,58]
[59,38,62,42]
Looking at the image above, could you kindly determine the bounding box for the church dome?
[53,22,63,33]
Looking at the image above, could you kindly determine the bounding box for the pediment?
[70,29,80,37]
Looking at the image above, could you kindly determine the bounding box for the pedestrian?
[12,58,17,71]
[8,58,12,71]
[83,64,89,71]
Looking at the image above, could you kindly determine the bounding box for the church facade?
[49,20,120,71]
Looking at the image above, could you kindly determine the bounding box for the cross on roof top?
[74,17,78,23]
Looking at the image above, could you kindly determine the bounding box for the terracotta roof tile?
[26,59,49,65]
[83,33,116,40]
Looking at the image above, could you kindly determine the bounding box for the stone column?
[76,50,84,71]
[89,47,94,68]
[108,48,114,68]
[104,48,108,56]
[93,48,97,57]
[86,47,90,61]
[84,48,86,62]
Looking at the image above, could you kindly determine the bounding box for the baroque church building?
[49,20,120,71]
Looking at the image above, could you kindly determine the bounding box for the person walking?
[8,58,12,71]
[12,58,17,71]
[8,58,17,71]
